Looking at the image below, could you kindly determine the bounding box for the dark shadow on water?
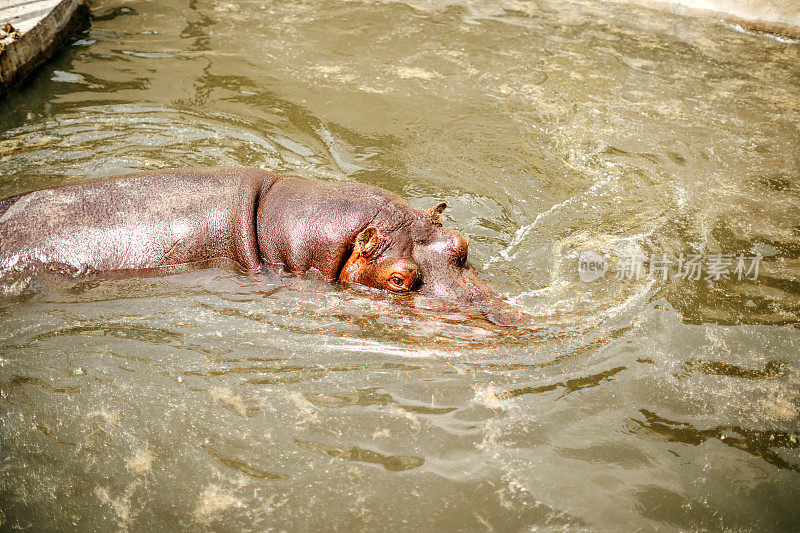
[201,445,288,480]
[294,439,424,472]
[682,359,789,380]
[634,409,800,472]
[496,365,626,400]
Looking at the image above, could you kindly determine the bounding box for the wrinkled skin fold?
[0,167,527,326]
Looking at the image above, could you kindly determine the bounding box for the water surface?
[1,0,799,529]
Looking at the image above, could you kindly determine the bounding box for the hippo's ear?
[425,202,447,224]
[354,226,382,258]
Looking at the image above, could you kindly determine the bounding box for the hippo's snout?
[476,297,530,327]
[417,260,528,327]
[461,270,529,327]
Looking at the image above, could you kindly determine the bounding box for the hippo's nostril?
[453,232,468,252]
[450,232,469,266]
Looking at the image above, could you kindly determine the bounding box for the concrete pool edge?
[608,0,800,39]
[0,0,89,94]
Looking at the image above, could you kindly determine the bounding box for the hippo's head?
[339,202,527,327]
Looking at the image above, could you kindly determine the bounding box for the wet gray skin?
[409,219,528,326]
[336,194,527,325]
[0,170,525,326]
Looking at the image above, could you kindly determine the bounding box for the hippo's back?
[0,167,276,278]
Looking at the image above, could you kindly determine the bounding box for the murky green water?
[1,0,799,529]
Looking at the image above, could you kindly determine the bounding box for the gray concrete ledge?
[0,0,89,93]
[608,0,800,38]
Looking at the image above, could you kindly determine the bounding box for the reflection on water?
[0,0,798,529]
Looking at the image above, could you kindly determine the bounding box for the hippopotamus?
[0,167,526,326]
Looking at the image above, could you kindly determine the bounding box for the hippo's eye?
[387,274,410,292]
